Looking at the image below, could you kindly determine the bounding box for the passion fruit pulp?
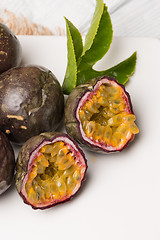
[65,76,139,153]
[15,132,87,209]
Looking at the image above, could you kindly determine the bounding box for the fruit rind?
[0,132,15,195]
[0,23,22,74]
[0,65,64,143]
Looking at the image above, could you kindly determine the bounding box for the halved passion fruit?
[65,76,139,153]
[15,132,87,209]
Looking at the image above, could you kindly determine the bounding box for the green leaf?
[62,1,137,95]
[83,0,104,54]
[77,52,137,85]
[77,4,113,83]
[62,19,77,95]
[64,18,83,62]
[99,51,137,84]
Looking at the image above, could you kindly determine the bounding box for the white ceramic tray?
[1,36,160,240]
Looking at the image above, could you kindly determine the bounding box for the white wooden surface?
[0,0,160,37]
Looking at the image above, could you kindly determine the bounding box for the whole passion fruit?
[65,76,139,153]
[0,65,64,143]
[0,23,22,74]
[0,131,15,195]
[15,132,87,209]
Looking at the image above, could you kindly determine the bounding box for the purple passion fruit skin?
[15,132,87,210]
[0,131,15,195]
[0,65,64,144]
[0,23,22,74]
[65,76,139,153]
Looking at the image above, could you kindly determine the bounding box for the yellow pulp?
[25,142,83,205]
[79,83,139,148]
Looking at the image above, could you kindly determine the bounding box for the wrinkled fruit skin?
[0,132,15,195]
[0,23,22,74]
[15,132,87,210]
[0,65,64,143]
[65,76,139,153]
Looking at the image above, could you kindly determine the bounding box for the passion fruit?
[65,76,139,153]
[0,65,64,143]
[0,23,22,74]
[0,131,15,195]
[15,132,87,209]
